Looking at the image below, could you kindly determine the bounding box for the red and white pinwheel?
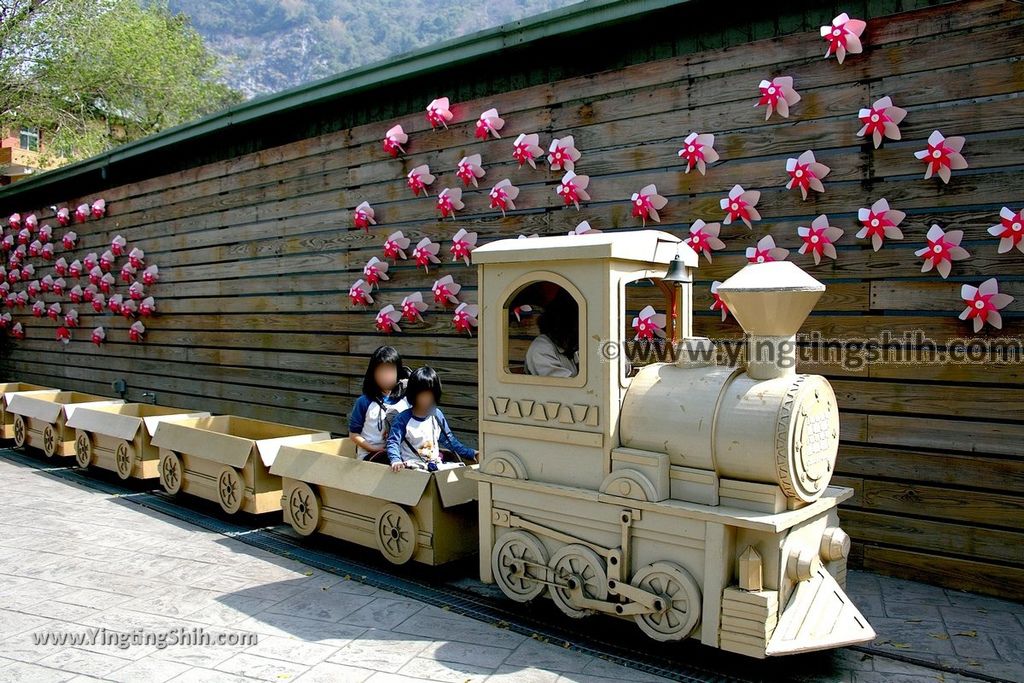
[142,265,159,285]
[69,260,83,278]
[110,235,126,256]
[915,224,970,278]
[363,257,390,288]
[24,214,37,232]
[557,171,590,210]
[129,321,145,343]
[383,231,411,261]
[91,199,106,219]
[99,250,115,272]
[382,124,408,157]
[13,291,26,308]
[83,284,98,302]
[631,184,668,226]
[55,326,71,345]
[91,326,105,346]
[56,207,70,226]
[678,132,719,175]
[547,136,580,172]
[120,263,137,284]
[129,248,145,269]
[128,282,145,300]
[17,228,30,245]
[914,130,967,184]
[32,300,44,317]
[687,220,726,262]
[710,281,729,321]
[139,297,156,317]
[786,150,830,200]
[475,108,504,140]
[756,76,801,120]
[489,179,519,216]
[349,279,374,306]
[1,235,11,252]
[7,213,19,230]
[432,274,461,306]
[40,274,53,292]
[450,228,477,265]
[960,279,1014,332]
[5,268,18,284]
[426,97,453,129]
[83,252,98,270]
[38,224,51,243]
[108,294,123,315]
[412,237,441,272]
[512,304,533,322]
[64,309,79,328]
[75,204,89,223]
[11,322,24,339]
[436,188,464,219]
[798,215,844,265]
[52,278,65,296]
[820,13,866,64]
[989,207,1024,255]
[69,285,84,303]
[632,305,667,341]
[721,185,762,229]
[453,302,479,336]
[568,220,601,236]
[857,96,906,149]
[353,201,376,231]
[62,231,77,249]
[120,299,138,319]
[26,280,39,297]
[40,243,53,261]
[20,263,33,281]
[456,154,485,187]
[400,292,428,323]
[28,240,42,258]
[746,235,790,263]
[513,133,544,169]
[0,313,9,328]
[407,164,435,196]
[375,305,402,334]
[857,198,905,251]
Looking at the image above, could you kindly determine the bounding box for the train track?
[1,448,1007,683]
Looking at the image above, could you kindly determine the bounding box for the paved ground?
[0,453,1021,683]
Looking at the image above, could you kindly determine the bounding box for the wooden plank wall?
[1,0,1022,598]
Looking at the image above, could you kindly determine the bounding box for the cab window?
[505,281,581,379]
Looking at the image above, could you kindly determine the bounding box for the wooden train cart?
[7,391,124,457]
[150,416,330,515]
[67,404,210,481]
[0,383,54,439]
[271,438,479,565]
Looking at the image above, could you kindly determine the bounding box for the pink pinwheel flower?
[19,263,33,280]
[40,275,53,292]
[0,235,11,252]
[798,215,844,264]
[69,259,83,278]
[856,198,905,251]
[26,280,39,297]
[128,282,145,300]
[632,305,666,341]
[38,224,51,242]
[400,292,428,323]
[62,231,77,249]
[129,248,145,269]
[786,150,830,200]
[139,297,156,317]
[353,201,376,231]
[24,214,37,232]
[475,108,504,140]
[432,274,462,305]
[989,207,1024,254]
[450,228,477,265]
[489,179,519,216]
[687,220,726,262]
[10,322,24,339]
[99,273,115,294]
[436,188,465,219]
[710,281,729,321]
[382,124,408,157]
[120,263,137,284]
[557,171,590,210]
[375,305,402,334]
[349,279,374,306]
[960,278,1014,332]
[456,154,485,187]
[678,132,719,175]
[720,184,761,228]
[568,220,601,236]
[110,234,126,256]
[7,213,19,230]
[69,285,83,303]
[547,136,580,172]
[512,304,533,322]
[453,302,479,336]
[129,321,145,343]
[81,254,96,272]
[40,243,53,261]
[28,240,41,258]
[56,326,71,345]
[820,13,866,64]
[383,231,410,261]
[407,164,435,196]
[142,265,159,285]
[513,133,543,169]
[83,285,98,303]
[631,184,668,226]
[56,207,70,226]
[16,228,29,245]
[857,96,906,149]
[746,235,790,263]
[915,225,970,278]
[0,313,10,328]
[64,309,79,328]
[91,326,105,346]
[426,97,453,129]
[120,300,138,319]
[108,294,124,315]
[31,300,44,317]
[52,277,65,296]
[412,237,441,272]
[756,76,801,120]
[363,257,389,288]
[99,250,115,272]
[914,130,967,184]
[75,204,89,223]
[91,199,106,219]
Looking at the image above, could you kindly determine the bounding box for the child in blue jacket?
[348,346,409,460]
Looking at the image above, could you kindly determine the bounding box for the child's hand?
[390,461,405,473]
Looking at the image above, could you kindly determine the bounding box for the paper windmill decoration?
[686,220,725,262]
[710,281,729,321]
[91,326,105,346]
[62,231,77,250]
[83,284,98,302]
[128,282,145,300]
[31,300,44,317]
[432,275,462,305]
[91,199,106,219]
[110,235,126,256]
[375,305,402,334]
[400,292,428,323]
[52,277,65,296]
[856,198,905,251]
[26,280,39,297]
[0,313,9,328]
[20,263,33,280]
[40,243,53,261]
[960,279,1013,332]
[120,264,137,283]
[38,224,52,243]
[747,235,790,263]
[24,214,37,232]
[857,96,906,149]
[548,136,580,172]
[349,279,374,306]
[786,150,830,200]
[7,213,19,230]
[450,228,477,265]
[475,108,505,140]
[756,76,801,120]
[69,285,83,303]
[99,250,115,272]
[631,184,668,226]
[40,274,52,292]
[407,164,435,196]
[456,154,485,187]
[914,130,967,184]
[413,237,441,272]
[75,204,89,223]
[383,231,411,261]
[557,171,590,210]
[915,224,970,278]
[363,257,389,288]
[129,248,145,268]
[140,297,156,317]
[513,133,544,169]
[820,13,866,64]
[64,309,79,328]
[1,235,11,252]
[569,220,601,236]
[14,291,27,307]
[17,228,30,245]
[69,259,83,278]
[426,97,453,129]
[142,265,159,285]
[28,240,42,258]
[489,179,519,217]
[798,215,844,265]
[55,326,71,345]
[83,252,98,271]
[990,207,1024,254]
[632,305,667,341]
[56,207,70,226]
[108,294,123,315]
[678,132,719,175]
[129,321,145,343]
[453,302,479,336]
[353,201,376,231]
[382,124,408,157]
[121,300,138,319]
[436,188,464,219]
[721,185,761,228]
[11,322,24,339]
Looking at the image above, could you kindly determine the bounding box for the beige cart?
[0,383,54,439]
[150,416,330,515]
[7,390,124,457]
[67,404,211,480]
[271,438,479,565]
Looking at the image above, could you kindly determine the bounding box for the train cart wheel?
[74,430,92,469]
[158,451,183,495]
[549,545,609,619]
[375,503,418,565]
[630,561,702,642]
[217,466,245,515]
[12,415,26,448]
[287,482,321,537]
[492,530,549,603]
[114,441,135,480]
[42,425,58,457]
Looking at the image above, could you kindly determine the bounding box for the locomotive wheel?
[492,530,549,603]
[12,415,25,448]
[287,482,321,537]
[114,441,135,480]
[630,561,702,642]
[548,544,609,619]
[74,430,92,469]
[375,503,418,565]
[158,451,183,495]
[41,425,58,457]
[217,466,245,515]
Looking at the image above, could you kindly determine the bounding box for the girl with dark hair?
[384,366,477,472]
[525,292,579,377]
[348,346,410,460]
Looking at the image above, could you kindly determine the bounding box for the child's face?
[375,364,398,393]
[413,391,435,412]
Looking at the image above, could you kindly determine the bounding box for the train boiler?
[469,230,874,657]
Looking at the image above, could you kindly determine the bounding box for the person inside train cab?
[525,291,579,377]
[385,366,478,472]
[348,346,410,461]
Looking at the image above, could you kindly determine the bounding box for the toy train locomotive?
[3,229,874,658]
